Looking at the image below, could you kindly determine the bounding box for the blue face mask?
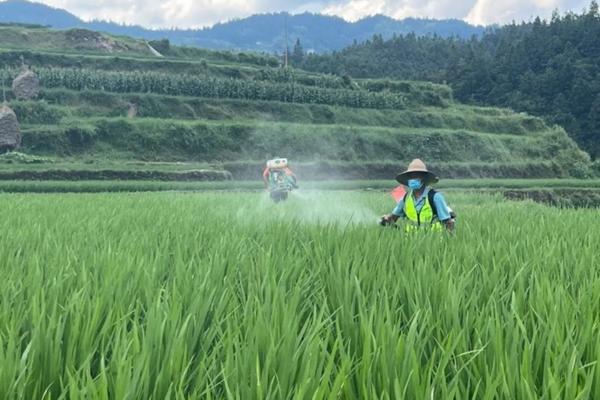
[407,178,423,190]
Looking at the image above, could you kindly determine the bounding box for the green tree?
[291,38,304,66]
[589,0,599,17]
[587,94,600,156]
[301,1,600,157]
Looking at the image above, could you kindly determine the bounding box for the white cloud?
[466,0,588,24]
[323,0,475,21]
[156,0,257,27]
[31,0,593,28]
[40,0,268,27]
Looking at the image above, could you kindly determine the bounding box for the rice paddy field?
[0,190,599,399]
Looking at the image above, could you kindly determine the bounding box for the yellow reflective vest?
[404,191,443,232]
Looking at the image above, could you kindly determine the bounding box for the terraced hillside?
[0,24,591,179]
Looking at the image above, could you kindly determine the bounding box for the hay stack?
[12,68,40,100]
[0,105,21,152]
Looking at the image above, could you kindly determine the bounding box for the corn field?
[0,68,407,110]
[256,68,349,89]
[0,191,598,399]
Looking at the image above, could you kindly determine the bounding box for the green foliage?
[592,160,600,175]
[148,39,170,54]
[0,25,591,177]
[504,188,600,207]
[7,100,67,124]
[17,117,574,164]
[1,67,408,110]
[64,124,97,150]
[255,68,350,89]
[291,38,304,66]
[0,192,599,398]
[5,85,587,177]
[301,4,600,158]
[30,89,547,133]
[0,151,53,164]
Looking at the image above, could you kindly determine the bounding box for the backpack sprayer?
[267,158,288,169]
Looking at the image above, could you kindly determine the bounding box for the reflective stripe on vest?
[404,191,442,232]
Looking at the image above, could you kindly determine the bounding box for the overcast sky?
[36,0,590,28]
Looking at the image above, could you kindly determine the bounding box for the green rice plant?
[3,179,600,194]
[0,191,598,399]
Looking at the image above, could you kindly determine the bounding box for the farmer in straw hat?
[380,159,455,232]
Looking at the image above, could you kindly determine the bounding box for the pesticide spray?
[290,190,380,226]
[257,153,390,227]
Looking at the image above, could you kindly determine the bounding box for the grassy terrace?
[2,87,586,178]
[11,90,546,132]
[0,24,593,181]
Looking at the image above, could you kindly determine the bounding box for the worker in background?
[262,158,298,190]
[380,159,455,232]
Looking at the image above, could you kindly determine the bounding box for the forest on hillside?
[301,2,600,159]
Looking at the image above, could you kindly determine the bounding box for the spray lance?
[378,185,406,226]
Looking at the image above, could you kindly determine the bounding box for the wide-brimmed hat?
[395,159,439,185]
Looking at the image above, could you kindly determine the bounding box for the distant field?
[2,179,600,193]
[0,191,598,398]
[3,178,599,208]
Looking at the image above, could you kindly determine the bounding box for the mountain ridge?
[0,0,485,52]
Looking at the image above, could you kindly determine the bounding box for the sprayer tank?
[267,158,288,169]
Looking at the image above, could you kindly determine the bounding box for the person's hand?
[445,218,456,232]
[379,214,395,226]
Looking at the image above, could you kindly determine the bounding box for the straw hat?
[395,159,439,185]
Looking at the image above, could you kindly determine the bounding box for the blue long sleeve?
[392,199,405,217]
[433,192,451,221]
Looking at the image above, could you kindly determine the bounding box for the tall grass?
[0,191,598,398]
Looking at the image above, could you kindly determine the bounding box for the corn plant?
[0,68,407,110]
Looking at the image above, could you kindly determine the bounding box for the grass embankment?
[19,118,568,161]
[4,89,589,178]
[0,191,598,398]
[3,178,599,207]
[12,90,541,132]
[0,159,577,181]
